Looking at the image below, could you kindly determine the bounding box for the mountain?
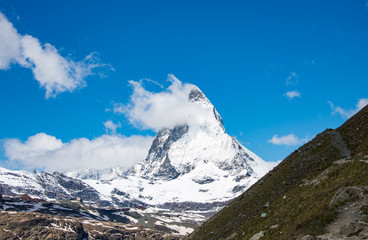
[70,86,273,209]
[186,105,368,240]
[131,86,269,182]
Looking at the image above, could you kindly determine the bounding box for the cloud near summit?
[1,75,210,171]
[114,75,208,131]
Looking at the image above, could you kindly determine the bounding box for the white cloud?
[114,74,207,131]
[268,133,308,146]
[284,90,301,100]
[286,72,299,85]
[328,98,368,119]
[3,133,153,172]
[357,98,368,110]
[0,12,23,69]
[103,120,121,135]
[0,11,106,98]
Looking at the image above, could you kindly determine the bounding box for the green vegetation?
[186,106,368,240]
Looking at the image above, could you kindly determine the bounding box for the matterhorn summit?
[131,85,270,188]
[66,80,273,207]
[67,81,273,208]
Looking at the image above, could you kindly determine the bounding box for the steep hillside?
[186,105,368,240]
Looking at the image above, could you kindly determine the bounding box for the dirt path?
[317,187,368,239]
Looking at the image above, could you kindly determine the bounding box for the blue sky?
[0,0,367,171]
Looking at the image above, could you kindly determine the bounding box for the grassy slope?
[186,106,368,240]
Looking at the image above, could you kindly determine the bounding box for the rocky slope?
[185,105,368,240]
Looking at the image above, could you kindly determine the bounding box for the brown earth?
[0,211,180,240]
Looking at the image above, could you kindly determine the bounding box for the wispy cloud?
[3,133,153,172]
[328,98,368,119]
[114,74,208,131]
[0,11,109,98]
[103,120,121,135]
[286,72,299,86]
[284,90,301,100]
[268,133,308,146]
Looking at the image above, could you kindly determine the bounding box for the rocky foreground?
[0,211,180,240]
[0,195,180,240]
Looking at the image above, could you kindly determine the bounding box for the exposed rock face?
[135,125,189,180]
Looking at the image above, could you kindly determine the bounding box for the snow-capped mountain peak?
[131,85,271,186]
[62,84,273,208]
